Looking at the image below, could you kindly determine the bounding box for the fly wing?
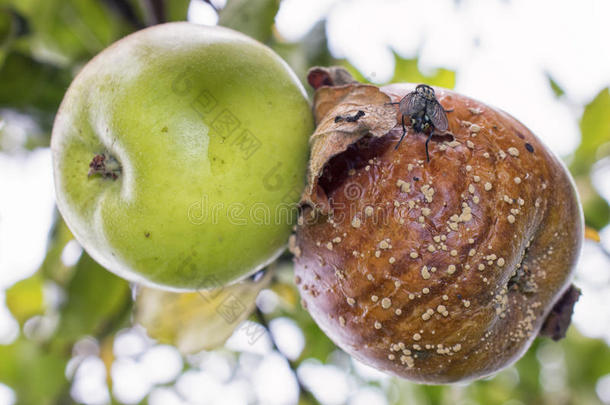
[399,92,425,116]
[427,100,449,132]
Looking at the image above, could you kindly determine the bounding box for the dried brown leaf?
[134,270,272,354]
[301,82,397,212]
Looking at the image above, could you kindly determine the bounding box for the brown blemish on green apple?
[88,153,121,180]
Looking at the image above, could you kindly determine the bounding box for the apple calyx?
[88,153,121,180]
[539,285,581,341]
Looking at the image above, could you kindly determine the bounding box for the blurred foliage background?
[1,1,610,404]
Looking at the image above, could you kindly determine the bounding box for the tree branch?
[141,0,166,25]
[101,0,144,29]
[203,0,219,13]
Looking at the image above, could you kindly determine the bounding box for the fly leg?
[395,114,407,150]
[425,132,434,162]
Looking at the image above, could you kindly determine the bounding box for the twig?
[255,307,321,405]
[101,0,144,29]
[141,0,166,25]
[203,0,219,13]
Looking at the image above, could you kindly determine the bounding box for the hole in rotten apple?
[316,130,454,200]
[317,134,394,199]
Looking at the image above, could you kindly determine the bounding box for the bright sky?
[1,0,610,404]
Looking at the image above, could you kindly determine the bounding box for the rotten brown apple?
[291,67,583,383]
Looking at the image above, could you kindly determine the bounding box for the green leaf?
[5,0,132,63]
[0,51,72,130]
[0,339,69,405]
[512,341,542,403]
[568,89,610,229]
[571,88,610,176]
[390,51,455,89]
[562,329,610,387]
[135,270,271,353]
[0,8,11,43]
[134,0,190,25]
[418,385,444,404]
[53,253,132,347]
[0,8,13,62]
[582,185,610,229]
[165,0,191,21]
[39,215,76,284]
[0,7,27,66]
[218,0,280,43]
[574,176,610,230]
[461,344,543,405]
[5,273,45,326]
[547,73,565,98]
[298,397,321,405]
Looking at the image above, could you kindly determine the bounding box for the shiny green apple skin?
[51,22,313,290]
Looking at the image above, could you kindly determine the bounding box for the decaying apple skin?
[292,80,583,383]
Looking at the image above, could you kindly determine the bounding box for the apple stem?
[88,153,121,180]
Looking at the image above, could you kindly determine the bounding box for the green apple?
[51,22,313,290]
